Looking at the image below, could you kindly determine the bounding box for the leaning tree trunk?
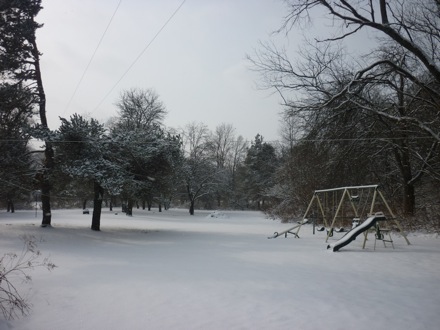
[91,181,104,231]
[30,35,53,227]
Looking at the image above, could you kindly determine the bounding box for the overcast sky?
[35,0,297,142]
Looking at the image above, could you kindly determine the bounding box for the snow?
[1,208,439,330]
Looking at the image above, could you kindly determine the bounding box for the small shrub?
[0,235,56,320]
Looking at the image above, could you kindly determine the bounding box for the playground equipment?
[269,184,410,250]
[268,219,308,239]
[327,212,385,251]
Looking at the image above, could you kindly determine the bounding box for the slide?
[327,214,386,252]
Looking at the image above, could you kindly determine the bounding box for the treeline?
[2,83,439,232]
[1,86,280,228]
[1,0,440,231]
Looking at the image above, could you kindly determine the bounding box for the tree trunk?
[30,34,53,228]
[126,199,133,216]
[403,182,415,216]
[40,146,53,227]
[189,200,195,215]
[142,200,146,210]
[187,184,195,215]
[379,0,389,24]
[91,181,104,231]
[82,199,87,210]
[7,199,14,213]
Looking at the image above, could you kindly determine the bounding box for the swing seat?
[350,195,359,202]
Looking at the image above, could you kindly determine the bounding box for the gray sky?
[36,0,292,142]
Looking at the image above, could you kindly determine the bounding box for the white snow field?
[1,208,439,330]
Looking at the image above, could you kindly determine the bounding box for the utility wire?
[92,0,187,113]
[63,0,123,114]
[1,136,436,143]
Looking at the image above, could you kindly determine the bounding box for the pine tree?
[0,0,52,225]
[0,83,34,210]
[239,134,277,209]
[56,114,123,230]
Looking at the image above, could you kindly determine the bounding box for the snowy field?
[0,208,439,330]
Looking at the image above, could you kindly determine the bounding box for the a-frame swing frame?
[294,185,410,246]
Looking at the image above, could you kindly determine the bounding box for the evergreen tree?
[0,83,34,211]
[56,114,125,230]
[0,0,52,225]
[239,134,277,209]
[111,128,183,216]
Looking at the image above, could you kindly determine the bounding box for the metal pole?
[326,188,348,242]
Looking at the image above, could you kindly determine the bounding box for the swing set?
[269,184,410,248]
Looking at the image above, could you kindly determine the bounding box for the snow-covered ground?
[0,208,439,330]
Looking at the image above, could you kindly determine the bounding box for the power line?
[63,0,123,114]
[1,136,436,143]
[92,0,187,113]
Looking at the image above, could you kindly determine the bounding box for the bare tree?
[278,0,440,141]
[208,123,235,169]
[206,123,240,207]
[228,135,248,203]
[279,112,302,152]
[182,122,210,161]
[181,122,221,214]
[114,88,167,131]
[249,0,440,216]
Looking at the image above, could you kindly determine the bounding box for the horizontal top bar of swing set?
[314,185,379,193]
